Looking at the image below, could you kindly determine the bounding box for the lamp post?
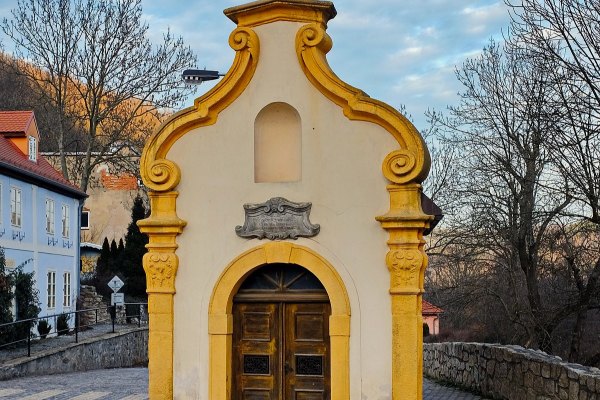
[181,69,224,84]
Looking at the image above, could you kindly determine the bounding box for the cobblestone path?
[0,368,489,399]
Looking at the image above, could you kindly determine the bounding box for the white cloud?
[332,11,394,29]
[460,3,509,36]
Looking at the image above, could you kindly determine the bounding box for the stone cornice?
[225,0,336,27]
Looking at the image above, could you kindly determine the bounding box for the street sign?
[111,292,125,306]
[108,275,124,293]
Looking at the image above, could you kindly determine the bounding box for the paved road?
[0,368,487,399]
[0,368,148,400]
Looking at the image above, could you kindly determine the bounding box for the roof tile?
[423,300,444,314]
[0,129,86,198]
[0,110,35,135]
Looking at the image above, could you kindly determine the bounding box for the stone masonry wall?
[79,285,110,326]
[424,343,600,399]
[0,328,147,381]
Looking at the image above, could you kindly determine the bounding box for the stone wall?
[423,342,600,399]
[0,328,147,381]
[78,285,110,326]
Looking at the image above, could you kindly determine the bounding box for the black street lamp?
[182,69,224,84]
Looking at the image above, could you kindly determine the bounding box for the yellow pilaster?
[138,189,186,400]
[377,183,432,400]
[137,20,258,399]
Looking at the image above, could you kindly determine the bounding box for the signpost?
[108,275,125,306]
[111,292,125,306]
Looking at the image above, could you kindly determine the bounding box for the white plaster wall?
[169,21,398,400]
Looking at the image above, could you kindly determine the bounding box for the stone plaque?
[236,197,320,240]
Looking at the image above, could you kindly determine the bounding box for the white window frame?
[45,199,55,234]
[47,271,56,309]
[10,187,22,227]
[0,183,2,224]
[28,136,37,162]
[61,204,70,238]
[63,272,71,308]
[81,210,90,230]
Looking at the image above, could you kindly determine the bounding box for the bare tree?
[426,39,571,351]
[506,0,600,363]
[508,0,600,115]
[2,0,197,192]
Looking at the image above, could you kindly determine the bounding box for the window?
[81,210,90,230]
[28,136,37,162]
[45,199,55,234]
[47,271,56,309]
[63,272,71,307]
[10,187,22,227]
[0,183,2,224]
[61,204,70,238]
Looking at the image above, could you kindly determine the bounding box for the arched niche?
[254,102,301,183]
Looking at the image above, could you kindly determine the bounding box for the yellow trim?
[225,0,336,27]
[139,26,260,192]
[294,19,432,400]
[295,23,430,184]
[208,242,351,400]
[138,28,259,397]
[377,183,432,400]
[137,191,186,400]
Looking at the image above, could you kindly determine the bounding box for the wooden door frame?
[209,242,351,400]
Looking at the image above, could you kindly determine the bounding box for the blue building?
[0,111,87,319]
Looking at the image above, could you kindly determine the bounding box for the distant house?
[0,110,87,319]
[423,300,444,335]
[80,241,102,274]
[41,153,144,245]
[80,164,142,244]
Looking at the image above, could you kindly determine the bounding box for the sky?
[0,0,512,130]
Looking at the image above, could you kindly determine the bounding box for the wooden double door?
[232,264,331,400]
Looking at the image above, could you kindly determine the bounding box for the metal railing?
[0,303,147,359]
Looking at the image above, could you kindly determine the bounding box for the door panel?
[285,303,330,400]
[234,303,280,399]
[233,301,330,400]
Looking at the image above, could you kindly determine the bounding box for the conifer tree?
[96,237,111,277]
[94,237,113,298]
[110,239,118,260]
[122,195,149,297]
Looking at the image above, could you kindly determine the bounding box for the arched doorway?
[233,263,331,399]
[208,242,350,400]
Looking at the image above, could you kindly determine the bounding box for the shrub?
[0,250,40,347]
[0,247,14,346]
[56,313,70,335]
[12,265,40,341]
[37,320,51,338]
